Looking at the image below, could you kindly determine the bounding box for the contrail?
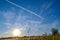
[45,1,55,10]
[5,0,44,19]
[45,2,53,9]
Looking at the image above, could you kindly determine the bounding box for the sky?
[0,0,60,37]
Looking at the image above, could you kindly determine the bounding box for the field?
[19,36,60,40]
[1,36,60,40]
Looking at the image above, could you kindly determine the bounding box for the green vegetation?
[18,36,60,40]
[38,28,60,40]
[22,28,60,40]
[39,36,60,40]
[0,38,2,40]
[52,28,59,36]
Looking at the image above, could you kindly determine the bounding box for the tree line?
[43,28,60,36]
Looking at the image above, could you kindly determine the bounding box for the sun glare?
[13,29,21,37]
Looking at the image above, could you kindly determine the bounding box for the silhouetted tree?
[51,28,59,36]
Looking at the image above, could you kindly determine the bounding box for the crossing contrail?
[45,1,55,10]
[5,0,44,19]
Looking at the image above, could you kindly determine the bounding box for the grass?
[0,35,60,40]
[18,35,60,40]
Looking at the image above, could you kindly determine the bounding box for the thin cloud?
[45,1,55,10]
[26,20,43,24]
[15,14,27,23]
[41,1,55,10]
[51,20,59,28]
[40,0,55,14]
[3,11,15,22]
[3,22,12,26]
[6,0,44,19]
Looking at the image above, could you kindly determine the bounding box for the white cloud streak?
[5,0,44,19]
[40,0,55,14]
[38,1,55,20]
[3,11,15,22]
[45,1,55,10]
[3,22,12,26]
[26,20,42,24]
[15,14,27,23]
[42,0,55,10]
[51,20,59,28]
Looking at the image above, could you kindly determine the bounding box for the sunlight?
[13,29,21,37]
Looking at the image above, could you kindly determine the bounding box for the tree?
[51,28,59,36]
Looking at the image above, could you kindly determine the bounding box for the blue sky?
[0,0,60,37]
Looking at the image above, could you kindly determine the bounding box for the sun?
[13,29,21,37]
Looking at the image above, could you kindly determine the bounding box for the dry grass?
[1,36,60,40]
[18,36,60,40]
